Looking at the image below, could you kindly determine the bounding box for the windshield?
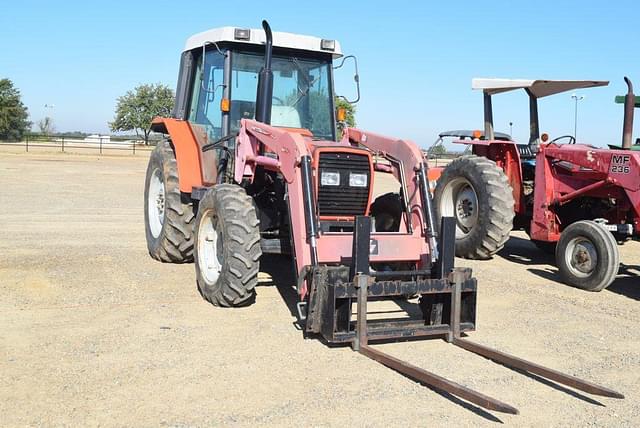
[231,51,334,140]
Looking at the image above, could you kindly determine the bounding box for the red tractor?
[142,21,623,412]
[435,77,640,291]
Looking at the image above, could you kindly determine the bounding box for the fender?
[150,117,205,193]
[456,139,525,214]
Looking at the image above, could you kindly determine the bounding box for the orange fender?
[428,166,443,182]
[150,117,204,193]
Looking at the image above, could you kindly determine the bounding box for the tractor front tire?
[144,140,195,263]
[370,192,403,232]
[434,155,515,260]
[555,220,619,291]
[194,184,262,307]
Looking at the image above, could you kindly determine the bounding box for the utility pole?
[570,94,584,142]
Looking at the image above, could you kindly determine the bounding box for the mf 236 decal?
[610,154,631,174]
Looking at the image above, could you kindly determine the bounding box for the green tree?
[110,83,174,145]
[0,78,31,141]
[428,143,447,156]
[335,96,356,136]
[38,116,55,138]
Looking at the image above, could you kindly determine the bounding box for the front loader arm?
[342,127,426,231]
[234,119,311,183]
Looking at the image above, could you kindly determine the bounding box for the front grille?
[317,152,370,216]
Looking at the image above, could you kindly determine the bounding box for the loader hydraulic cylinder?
[417,163,439,264]
[300,155,319,265]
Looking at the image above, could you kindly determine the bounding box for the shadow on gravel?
[606,265,640,301]
[499,237,640,300]
[527,265,640,300]
[423,386,505,423]
[508,367,604,406]
[497,236,555,266]
[259,254,299,318]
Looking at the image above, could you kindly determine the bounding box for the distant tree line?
[0,78,30,140]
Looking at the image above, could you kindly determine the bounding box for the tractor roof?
[439,130,511,140]
[184,26,343,58]
[472,78,609,98]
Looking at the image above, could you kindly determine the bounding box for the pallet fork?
[349,216,623,415]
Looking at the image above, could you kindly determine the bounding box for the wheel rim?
[198,209,223,286]
[440,177,479,238]
[147,168,165,238]
[565,237,597,278]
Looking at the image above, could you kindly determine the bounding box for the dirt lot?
[1,152,639,426]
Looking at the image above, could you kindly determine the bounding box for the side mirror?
[334,55,360,104]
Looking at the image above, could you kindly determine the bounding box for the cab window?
[188,50,225,140]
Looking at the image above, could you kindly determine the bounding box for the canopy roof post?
[526,89,540,146]
[483,92,495,140]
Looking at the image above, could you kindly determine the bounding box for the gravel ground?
[1,152,639,427]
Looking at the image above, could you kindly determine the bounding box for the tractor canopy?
[472,78,609,98]
[471,78,609,144]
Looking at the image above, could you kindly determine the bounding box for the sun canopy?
[438,130,511,140]
[472,78,609,98]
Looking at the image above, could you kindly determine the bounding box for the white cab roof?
[472,78,609,98]
[184,26,343,58]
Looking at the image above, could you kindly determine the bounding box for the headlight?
[349,172,368,187]
[321,171,340,186]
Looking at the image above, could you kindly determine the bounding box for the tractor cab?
[169,26,346,145]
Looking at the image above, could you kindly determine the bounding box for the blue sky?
[1,1,639,148]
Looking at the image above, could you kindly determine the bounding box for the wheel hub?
[147,169,165,238]
[441,177,479,237]
[567,238,597,276]
[198,211,224,285]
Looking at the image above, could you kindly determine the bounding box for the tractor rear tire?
[434,155,515,260]
[144,140,195,263]
[555,220,619,291]
[194,184,262,307]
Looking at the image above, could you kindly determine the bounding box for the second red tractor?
[435,77,640,291]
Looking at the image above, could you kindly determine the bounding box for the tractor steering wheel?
[549,135,576,145]
[272,96,285,106]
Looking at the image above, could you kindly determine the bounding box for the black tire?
[370,192,403,232]
[194,184,262,307]
[434,155,515,259]
[555,220,619,291]
[144,140,195,263]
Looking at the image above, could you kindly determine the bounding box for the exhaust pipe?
[622,76,635,150]
[255,20,274,125]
